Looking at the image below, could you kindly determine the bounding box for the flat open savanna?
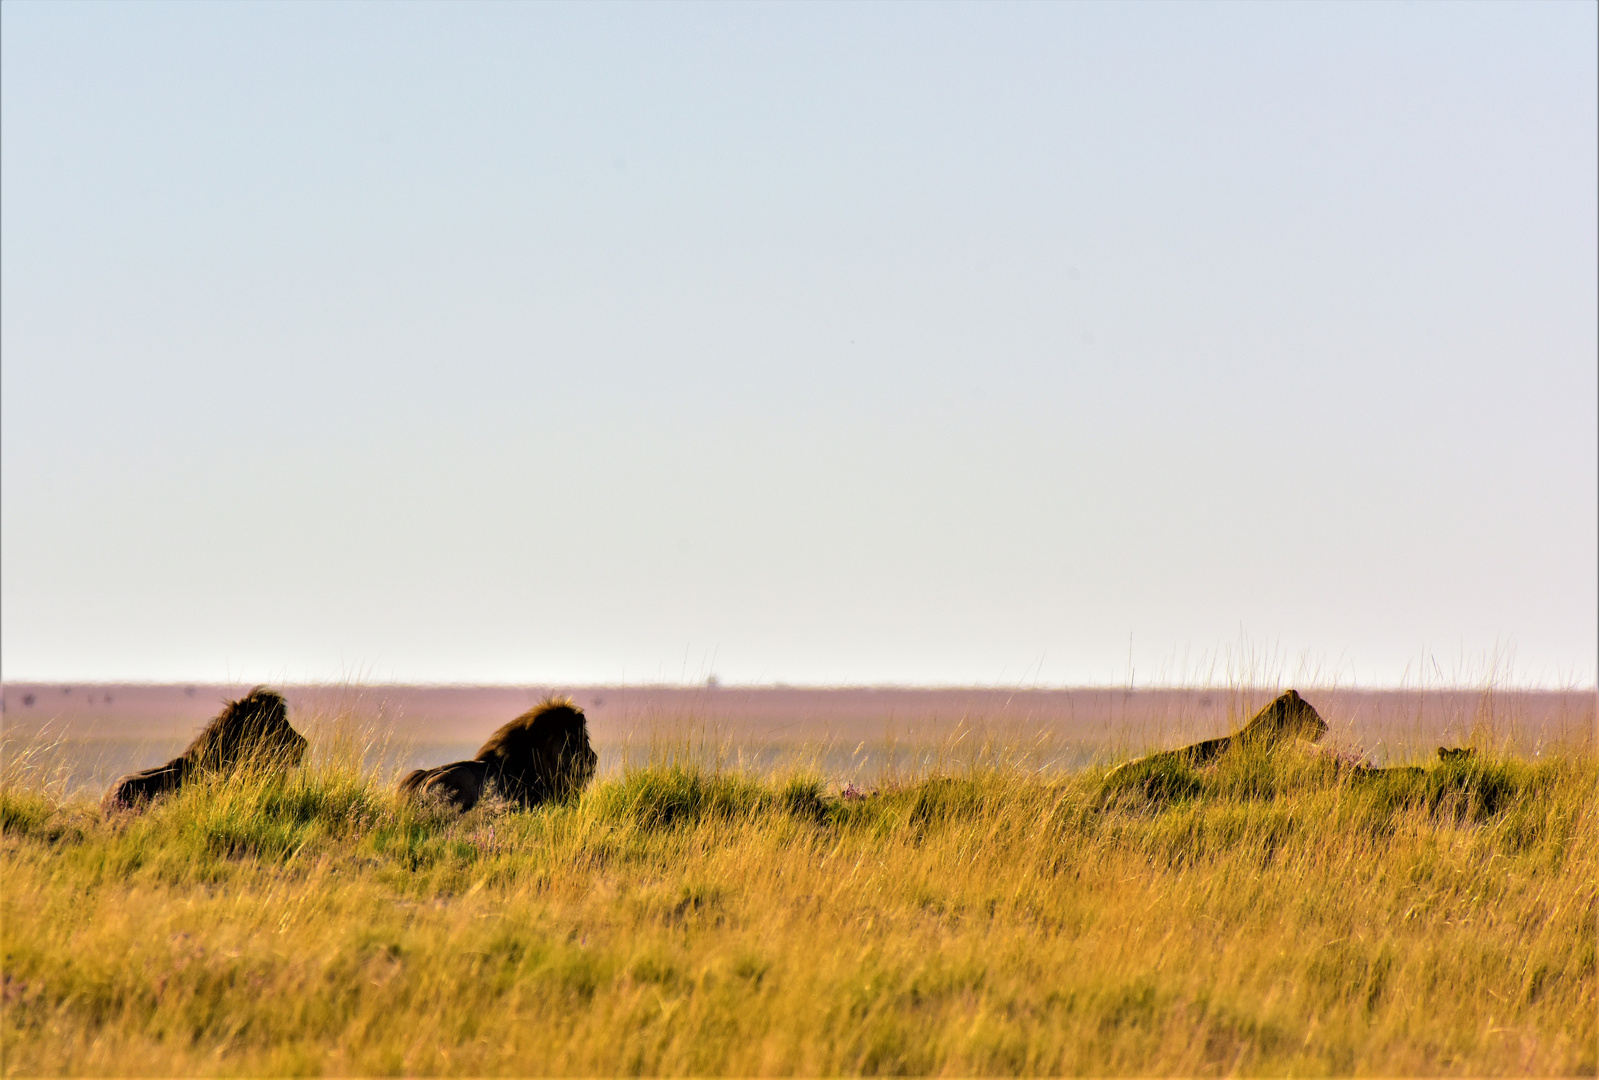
[1,689,1594,1076]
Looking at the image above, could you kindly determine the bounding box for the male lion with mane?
[399,697,597,812]
[101,686,307,813]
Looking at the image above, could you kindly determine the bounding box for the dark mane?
[101,686,307,813]
[179,686,303,771]
[399,696,597,811]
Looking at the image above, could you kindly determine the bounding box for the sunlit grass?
[1,723,1594,1076]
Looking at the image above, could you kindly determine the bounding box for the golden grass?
[1,726,1594,1076]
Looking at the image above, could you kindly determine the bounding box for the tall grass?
[1,725,1594,1076]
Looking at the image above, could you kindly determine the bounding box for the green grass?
[1,738,1594,1076]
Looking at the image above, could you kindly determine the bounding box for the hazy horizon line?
[2,678,1593,693]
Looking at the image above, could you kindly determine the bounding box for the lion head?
[102,686,306,813]
[1237,689,1327,746]
[475,696,598,807]
[398,696,598,813]
[181,687,307,773]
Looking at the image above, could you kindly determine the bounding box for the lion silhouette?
[101,687,307,813]
[399,697,597,812]
[1107,689,1328,780]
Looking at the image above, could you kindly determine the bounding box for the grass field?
[1,721,1594,1076]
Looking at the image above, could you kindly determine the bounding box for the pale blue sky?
[3,1,1594,686]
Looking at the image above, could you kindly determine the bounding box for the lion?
[398,696,597,812]
[101,687,307,813]
[1352,745,1480,778]
[1107,689,1328,780]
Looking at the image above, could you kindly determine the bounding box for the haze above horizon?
[2,2,1594,688]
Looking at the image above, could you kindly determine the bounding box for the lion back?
[399,760,493,811]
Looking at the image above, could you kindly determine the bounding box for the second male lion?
[399,697,597,812]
